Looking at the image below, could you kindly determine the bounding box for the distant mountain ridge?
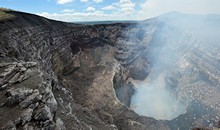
[73,20,138,25]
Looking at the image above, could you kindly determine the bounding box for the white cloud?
[138,0,220,19]
[37,10,133,22]
[86,7,96,11]
[102,5,115,10]
[93,0,103,3]
[80,0,88,2]
[62,9,75,13]
[38,0,220,22]
[57,0,73,4]
[112,0,136,14]
[38,0,137,22]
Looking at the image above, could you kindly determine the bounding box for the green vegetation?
[0,8,15,21]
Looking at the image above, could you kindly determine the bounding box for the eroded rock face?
[0,10,164,130]
[0,61,58,129]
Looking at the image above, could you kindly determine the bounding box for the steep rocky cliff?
[0,9,167,130]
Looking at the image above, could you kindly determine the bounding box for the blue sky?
[1,0,220,22]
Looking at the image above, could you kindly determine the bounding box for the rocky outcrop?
[0,61,59,129]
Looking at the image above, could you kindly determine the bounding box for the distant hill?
[73,20,138,25]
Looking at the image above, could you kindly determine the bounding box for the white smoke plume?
[130,12,220,121]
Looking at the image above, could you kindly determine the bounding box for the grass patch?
[0,8,15,21]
